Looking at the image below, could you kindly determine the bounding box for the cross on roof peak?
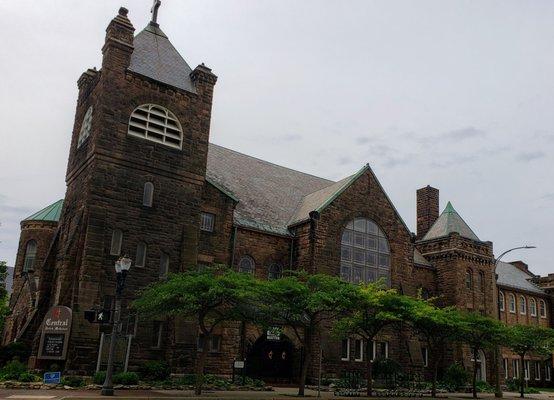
[151,0,161,25]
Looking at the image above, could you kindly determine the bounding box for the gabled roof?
[422,201,480,241]
[414,249,431,267]
[496,261,544,295]
[206,144,333,235]
[24,199,64,222]
[128,23,196,93]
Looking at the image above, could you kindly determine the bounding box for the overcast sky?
[1,0,553,274]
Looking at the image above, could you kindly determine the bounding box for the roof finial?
[151,0,161,25]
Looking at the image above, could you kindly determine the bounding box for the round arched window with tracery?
[340,218,390,284]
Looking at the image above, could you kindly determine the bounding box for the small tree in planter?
[133,267,259,395]
[505,324,554,398]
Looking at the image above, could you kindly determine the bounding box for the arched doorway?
[471,350,487,382]
[245,333,295,382]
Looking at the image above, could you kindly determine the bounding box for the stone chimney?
[101,7,135,73]
[416,185,439,240]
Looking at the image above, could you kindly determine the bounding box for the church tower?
[39,5,216,371]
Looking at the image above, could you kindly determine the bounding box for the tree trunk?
[298,340,312,396]
[494,345,503,398]
[519,353,520,398]
[472,348,478,399]
[366,340,373,397]
[195,332,210,395]
[431,356,439,398]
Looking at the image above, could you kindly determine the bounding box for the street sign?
[43,371,61,384]
[267,327,282,341]
[84,309,111,324]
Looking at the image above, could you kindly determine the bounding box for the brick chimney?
[510,261,531,275]
[101,7,135,73]
[416,185,439,240]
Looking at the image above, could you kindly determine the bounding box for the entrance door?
[245,334,294,382]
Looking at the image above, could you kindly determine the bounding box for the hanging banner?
[38,306,72,360]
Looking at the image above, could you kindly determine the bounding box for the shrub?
[476,380,494,393]
[93,371,106,385]
[138,360,170,381]
[18,371,38,382]
[441,363,469,392]
[0,360,27,381]
[374,358,402,378]
[176,374,195,385]
[61,376,85,387]
[0,342,30,365]
[204,374,231,389]
[113,372,139,385]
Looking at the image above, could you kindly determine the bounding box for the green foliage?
[505,325,554,358]
[505,377,519,392]
[0,342,30,366]
[113,372,139,385]
[475,380,494,393]
[441,363,469,392]
[233,375,265,388]
[93,371,106,385]
[458,312,507,350]
[0,261,9,334]
[18,371,39,382]
[138,360,171,381]
[373,358,402,378]
[61,375,85,387]
[0,359,27,381]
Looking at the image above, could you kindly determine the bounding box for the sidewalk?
[0,387,551,400]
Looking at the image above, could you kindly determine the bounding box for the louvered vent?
[128,104,183,149]
[77,106,93,148]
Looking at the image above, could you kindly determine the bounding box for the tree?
[505,324,554,398]
[405,300,463,397]
[334,282,410,396]
[458,312,507,399]
[259,272,360,396]
[132,267,258,395]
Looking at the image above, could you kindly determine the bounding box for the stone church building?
[4,5,553,386]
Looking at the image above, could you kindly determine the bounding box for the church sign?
[38,306,72,360]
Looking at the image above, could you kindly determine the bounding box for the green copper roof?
[421,201,480,242]
[24,199,64,222]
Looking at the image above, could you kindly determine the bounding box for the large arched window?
[23,240,37,272]
[539,300,547,318]
[238,256,255,274]
[499,291,505,311]
[509,294,516,313]
[128,104,183,149]
[340,218,390,284]
[530,298,537,316]
[519,296,527,315]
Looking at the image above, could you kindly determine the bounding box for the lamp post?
[493,246,536,398]
[101,256,132,396]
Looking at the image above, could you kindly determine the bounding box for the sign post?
[38,306,72,361]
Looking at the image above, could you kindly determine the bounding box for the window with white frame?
[128,104,183,149]
[546,363,551,381]
[509,294,516,313]
[238,255,255,274]
[512,359,520,378]
[503,358,509,379]
[110,229,123,256]
[143,182,154,207]
[354,339,363,362]
[530,298,537,317]
[340,218,390,285]
[151,321,163,349]
[535,361,541,381]
[23,240,37,272]
[524,360,530,381]
[200,212,215,232]
[373,341,389,360]
[540,300,547,318]
[520,296,527,315]
[77,106,93,148]
[159,253,169,280]
[499,291,505,312]
[422,347,429,367]
[341,338,350,361]
[135,242,147,267]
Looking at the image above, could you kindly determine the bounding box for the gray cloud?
[515,151,546,162]
[442,127,487,141]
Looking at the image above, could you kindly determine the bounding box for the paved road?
[0,388,552,399]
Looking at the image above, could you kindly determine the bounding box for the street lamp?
[101,256,132,396]
[493,246,536,398]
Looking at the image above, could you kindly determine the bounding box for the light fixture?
[120,256,132,271]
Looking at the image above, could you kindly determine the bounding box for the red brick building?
[3,5,552,386]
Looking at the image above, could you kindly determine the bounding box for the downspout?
[308,211,320,274]
[230,226,238,268]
